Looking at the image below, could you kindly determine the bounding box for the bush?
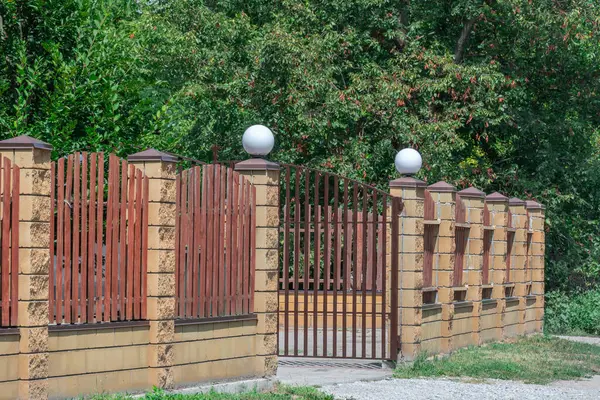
[545,290,600,336]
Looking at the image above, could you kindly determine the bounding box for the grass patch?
[395,335,600,384]
[89,384,332,400]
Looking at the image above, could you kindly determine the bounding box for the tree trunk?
[454,18,476,64]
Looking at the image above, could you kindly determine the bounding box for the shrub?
[545,290,600,336]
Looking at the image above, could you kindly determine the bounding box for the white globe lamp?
[395,148,422,176]
[242,125,275,157]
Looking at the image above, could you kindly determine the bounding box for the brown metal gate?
[278,165,401,360]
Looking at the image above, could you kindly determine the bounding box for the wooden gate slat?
[119,161,129,320]
[72,153,80,322]
[10,163,19,326]
[49,161,56,323]
[80,153,88,322]
[134,169,143,319]
[141,175,149,319]
[126,164,135,320]
[64,155,73,324]
[95,153,104,321]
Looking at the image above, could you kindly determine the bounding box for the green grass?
[88,384,332,400]
[395,335,600,384]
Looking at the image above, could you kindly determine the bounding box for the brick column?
[389,177,426,361]
[235,158,279,377]
[426,182,455,353]
[457,187,485,346]
[129,150,178,389]
[508,197,527,336]
[525,201,545,332]
[485,192,508,337]
[0,136,52,399]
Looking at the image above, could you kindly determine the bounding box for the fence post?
[128,150,178,389]
[235,158,279,377]
[389,177,425,361]
[456,187,486,346]
[426,181,456,353]
[525,201,545,332]
[0,136,52,399]
[508,197,527,337]
[485,192,509,339]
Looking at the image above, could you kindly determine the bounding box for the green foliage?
[545,290,600,335]
[395,335,600,384]
[89,385,332,399]
[1,0,599,297]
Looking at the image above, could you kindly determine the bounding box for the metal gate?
[278,165,401,360]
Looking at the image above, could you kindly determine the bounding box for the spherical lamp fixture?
[395,148,422,176]
[242,125,275,157]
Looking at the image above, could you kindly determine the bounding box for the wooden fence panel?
[175,165,256,319]
[49,153,149,325]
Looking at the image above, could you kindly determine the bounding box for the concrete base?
[132,378,275,398]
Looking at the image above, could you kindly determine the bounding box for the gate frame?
[276,163,403,361]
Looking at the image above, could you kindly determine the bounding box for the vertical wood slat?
[95,153,104,321]
[249,184,256,313]
[283,167,290,356]
[361,187,368,358]
[9,162,19,327]
[49,162,56,323]
[110,156,120,321]
[64,155,73,324]
[381,196,388,359]
[322,176,330,357]
[72,154,80,322]
[87,154,97,322]
[80,153,88,323]
[126,165,135,319]
[293,168,300,356]
[332,176,339,357]
[205,165,214,316]
[104,155,114,323]
[134,169,143,320]
[175,173,182,317]
[342,179,349,358]
[193,167,202,318]
[228,170,236,317]
[118,160,127,320]
[303,169,310,354]
[351,183,358,358]
[312,173,320,357]
[141,175,149,319]
[243,180,251,313]
[506,210,513,283]
[56,158,65,323]
[217,167,227,315]
[482,205,491,285]
[454,194,466,286]
[1,159,10,327]
[370,193,377,358]
[185,170,193,317]
[390,197,401,359]
[235,171,243,316]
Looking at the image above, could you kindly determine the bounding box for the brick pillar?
[485,192,508,337]
[235,158,279,377]
[0,136,52,399]
[128,150,178,389]
[525,201,545,332]
[509,197,527,336]
[457,188,485,346]
[426,181,455,353]
[389,177,426,361]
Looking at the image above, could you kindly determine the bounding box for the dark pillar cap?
[234,158,280,171]
[0,135,52,151]
[127,149,178,163]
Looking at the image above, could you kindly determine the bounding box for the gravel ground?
[318,336,600,399]
[322,377,600,400]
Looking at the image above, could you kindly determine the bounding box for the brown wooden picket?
[175,165,256,319]
[0,157,19,328]
[49,153,149,325]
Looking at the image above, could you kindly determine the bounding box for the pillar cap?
[525,200,545,210]
[127,149,178,163]
[486,192,508,202]
[457,187,485,198]
[235,158,280,171]
[0,135,52,151]
[508,197,525,206]
[389,177,427,188]
[427,181,456,192]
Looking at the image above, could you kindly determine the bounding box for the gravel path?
[322,377,600,400]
